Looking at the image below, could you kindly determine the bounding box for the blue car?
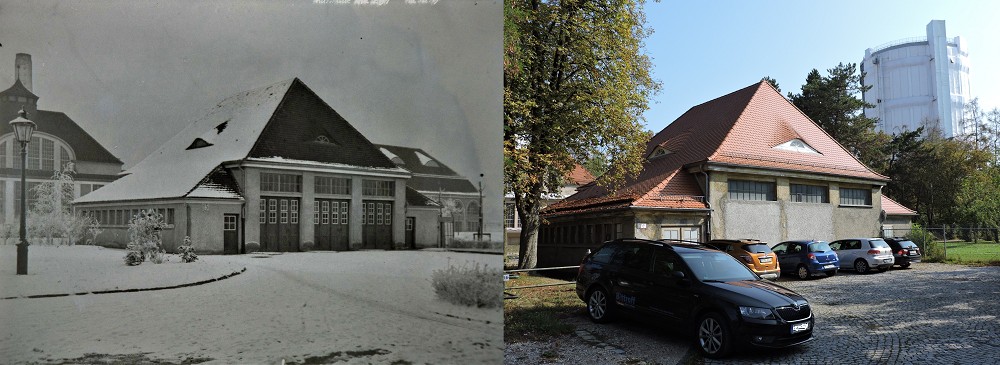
[771,240,839,279]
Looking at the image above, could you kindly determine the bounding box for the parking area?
[504,263,1000,364]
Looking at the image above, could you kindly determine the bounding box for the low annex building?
[540,81,891,267]
[0,54,123,225]
[75,78,413,253]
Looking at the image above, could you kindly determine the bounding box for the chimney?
[15,53,32,93]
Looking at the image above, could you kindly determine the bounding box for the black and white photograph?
[0,1,503,364]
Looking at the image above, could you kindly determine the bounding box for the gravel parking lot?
[504,263,1000,365]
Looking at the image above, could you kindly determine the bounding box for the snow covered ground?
[0,245,503,364]
[0,245,246,298]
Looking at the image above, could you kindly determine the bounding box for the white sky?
[0,0,503,235]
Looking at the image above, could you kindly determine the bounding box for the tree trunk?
[515,187,542,270]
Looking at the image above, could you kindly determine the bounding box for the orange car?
[707,239,780,280]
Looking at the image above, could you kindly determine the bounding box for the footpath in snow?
[0,245,246,299]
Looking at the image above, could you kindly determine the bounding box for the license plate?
[823,264,835,269]
[791,322,810,334]
[909,251,917,255]
[759,257,772,263]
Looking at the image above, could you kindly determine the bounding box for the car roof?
[604,238,717,252]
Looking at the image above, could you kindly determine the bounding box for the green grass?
[937,241,1000,265]
[504,274,583,342]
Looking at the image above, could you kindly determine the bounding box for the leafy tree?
[581,149,609,178]
[28,163,95,245]
[788,63,882,167]
[955,166,1000,241]
[889,134,991,227]
[505,0,658,268]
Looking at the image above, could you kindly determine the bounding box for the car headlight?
[739,306,776,320]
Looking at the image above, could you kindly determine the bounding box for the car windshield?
[897,240,918,249]
[870,239,890,249]
[808,241,832,253]
[742,243,772,254]
[679,251,758,282]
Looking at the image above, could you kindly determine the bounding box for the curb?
[0,267,247,300]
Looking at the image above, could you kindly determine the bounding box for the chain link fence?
[883,225,1000,263]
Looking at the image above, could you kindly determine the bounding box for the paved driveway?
[0,250,503,364]
[505,263,1000,365]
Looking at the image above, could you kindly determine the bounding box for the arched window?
[467,201,480,232]
[2,133,76,173]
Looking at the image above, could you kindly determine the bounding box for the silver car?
[829,238,895,274]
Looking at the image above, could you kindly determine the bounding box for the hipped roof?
[546,81,888,216]
[882,195,917,216]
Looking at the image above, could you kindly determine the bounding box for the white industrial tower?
[861,20,971,138]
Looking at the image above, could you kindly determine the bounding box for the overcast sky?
[0,0,503,236]
[643,0,1000,133]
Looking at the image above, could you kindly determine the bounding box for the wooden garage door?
[315,199,350,251]
[260,196,300,252]
[362,200,393,250]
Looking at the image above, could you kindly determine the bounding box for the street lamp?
[10,108,35,275]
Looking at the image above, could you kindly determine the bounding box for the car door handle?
[619,280,631,287]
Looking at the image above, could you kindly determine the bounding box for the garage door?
[315,199,350,251]
[362,200,393,250]
[260,196,300,252]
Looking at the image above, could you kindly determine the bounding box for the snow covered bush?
[177,236,198,263]
[0,223,13,245]
[246,241,260,254]
[431,261,502,308]
[300,240,315,252]
[124,209,167,266]
[124,250,144,266]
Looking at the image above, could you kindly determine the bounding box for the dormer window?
[316,135,331,143]
[414,151,439,167]
[187,138,213,150]
[215,121,229,134]
[773,138,820,154]
[379,147,404,165]
[649,147,671,159]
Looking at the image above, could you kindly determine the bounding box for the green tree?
[955,166,1000,241]
[890,134,991,227]
[788,63,882,167]
[505,0,658,268]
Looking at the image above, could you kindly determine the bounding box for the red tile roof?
[566,164,596,185]
[882,195,917,216]
[545,81,888,216]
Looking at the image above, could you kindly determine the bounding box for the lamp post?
[10,108,35,275]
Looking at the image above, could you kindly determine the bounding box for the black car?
[883,238,922,268]
[576,238,814,358]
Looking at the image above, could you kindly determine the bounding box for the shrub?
[431,261,502,308]
[177,236,198,263]
[124,209,167,266]
[124,250,144,266]
[246,241,260,254]
[907,223,944,262]
[300,241,315,252]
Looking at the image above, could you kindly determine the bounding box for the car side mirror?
[672,270,686,279]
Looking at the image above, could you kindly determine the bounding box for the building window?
[385,204,391,225]
[362,180,395,197]
[261,173,301,193]
[340,202,348,224]
[322,201,330,224]
[314,203,320,224]
[280,200,288,223]
[268,199,277,223]
[259,200,266,224]
[728,180,776,201]
[840,188,872,206]
[290,200,299,224]
[224,215,237,230]
[315,176,351,195]
[790,184,829,203]
[504,203,515,228]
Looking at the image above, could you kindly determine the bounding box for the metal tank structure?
[861,20,971,138]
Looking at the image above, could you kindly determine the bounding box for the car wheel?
[796,265,811,280]
[900,262,911,269]
[854,259,870,274]
[826,270,837,277]
[697,312,734,359]
[587,287,614,323]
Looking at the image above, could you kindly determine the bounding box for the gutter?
[700,163,712,241]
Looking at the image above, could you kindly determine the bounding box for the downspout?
[236,163,247,254]
[700,164,712,242]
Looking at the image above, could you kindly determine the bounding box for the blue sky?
[642,0,1000,133]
